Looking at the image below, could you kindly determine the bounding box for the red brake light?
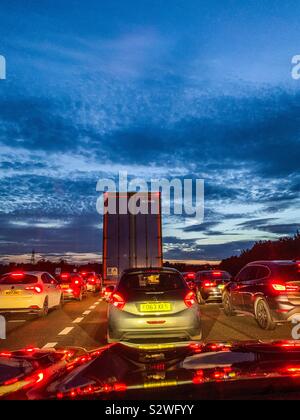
[111,292,125,310]
[212,271,222,276]
[186,272,195,279]
[61,273,69,279]
[184,291,196,308]
[25,286,43,293]
[0,351,12,357]
[203,281,216,288]
[11,272,24,278]
[74,280,79,285]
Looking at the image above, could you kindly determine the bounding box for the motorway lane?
[0,299,295,352]
[0,293,107,351]
[201,303,293,342]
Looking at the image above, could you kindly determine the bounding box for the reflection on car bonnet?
[181,351,256,370]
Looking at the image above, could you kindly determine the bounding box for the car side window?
[41,273,51,284]
[236,267,254,282]
[42,273,57,284]
[256,266,270,280]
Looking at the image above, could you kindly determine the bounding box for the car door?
[239,266,260,312]
[47,273,61,305]
[230,267,252,310]
[41,273,57,307]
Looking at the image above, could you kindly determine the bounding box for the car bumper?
[200,287,224,302]
[108,305,202,343]
[61,290,79,300]
[267,297,300,322]
[0,295,44,311]
[87,284,97,292]
[268,300,300,322]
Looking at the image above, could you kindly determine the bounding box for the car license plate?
[218,284,225,290]
[60,284,70,289]
[4,290,21,296]
[140,302,172,312]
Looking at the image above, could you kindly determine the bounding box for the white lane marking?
[89,305,96,309]
[94,302,99,306]
[73,317,84,323]
[8,320,26,323]
[43,342,57,349]
[83,310,91,315]
[58,327,74,335]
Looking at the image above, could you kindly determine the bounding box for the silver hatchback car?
[107,268,202,344]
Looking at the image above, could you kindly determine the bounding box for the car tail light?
[74,280,79,285]
[203,281,216,288]
[271,282,286,292]
[212,271,222,276]
[0,351,12,357]
[25,286,43,293]
[111,292,125,310]
[271,281,299,293]
[184,291,196,308]
[61,273,69,279]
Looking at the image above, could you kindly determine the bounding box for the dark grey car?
[107,268,202,344]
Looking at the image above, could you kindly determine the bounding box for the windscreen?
[119,272,185,292]
[0,274,38,285]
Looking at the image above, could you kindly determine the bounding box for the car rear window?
[0,274,38,285]
[119,272,185,291]
[58,275,72,283]
[277,265,300,281]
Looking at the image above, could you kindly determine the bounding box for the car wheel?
[196,290,206,305]
[255,299,276,330]
[223,292,235,316]
[39,298,49,317]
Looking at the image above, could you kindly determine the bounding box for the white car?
[0,271,63,316]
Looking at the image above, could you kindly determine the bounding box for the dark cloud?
[164,240,255,261]
[0,213,102,255]
[238,218,299,235]
[256,223,300,235]
[183,221,220,233]
[238,218,279,229]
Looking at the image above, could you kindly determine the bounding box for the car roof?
[247,260,298,267]
[196,270,228,274]
[123,267,180,274]
[2,271,45,277]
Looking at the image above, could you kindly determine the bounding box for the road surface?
[0,295,294,351]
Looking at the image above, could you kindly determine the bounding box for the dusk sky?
[0,0,299,263]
